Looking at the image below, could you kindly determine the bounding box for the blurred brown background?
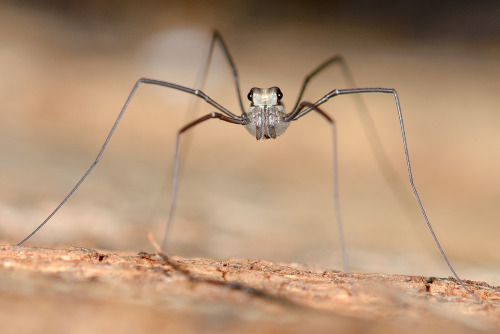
[0,0,499,283]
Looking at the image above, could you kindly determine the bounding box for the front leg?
[161,112,244,250]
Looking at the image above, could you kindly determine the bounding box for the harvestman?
[17,31,476,297]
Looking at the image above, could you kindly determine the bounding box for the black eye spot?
[276,88,283,101]
[247,90,253,101]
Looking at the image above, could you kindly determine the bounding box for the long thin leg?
[17,78,242,246]
[292,55,346,113]
[294,57,421,229]
[200,31,246,115]
[161,112,244,250]
[145,31,247,244]
[180,31,246,161]
[185,31,246,122]
[294,101,350,272]
[288,88,477,298]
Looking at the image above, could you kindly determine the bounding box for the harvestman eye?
[277,88,283,101]
[16,30,478,298]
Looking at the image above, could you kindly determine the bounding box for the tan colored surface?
[1,2,500,332]
[1,244,499,334]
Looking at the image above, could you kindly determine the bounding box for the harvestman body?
[17,31,477,297]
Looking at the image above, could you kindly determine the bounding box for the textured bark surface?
[1,244,499,334]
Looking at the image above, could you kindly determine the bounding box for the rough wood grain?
[1,244,499,334]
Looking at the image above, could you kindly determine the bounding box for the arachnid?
[16,31,477,298]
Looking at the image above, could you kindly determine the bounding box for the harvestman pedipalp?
[16,31,477,298]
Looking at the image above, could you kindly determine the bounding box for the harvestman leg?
[17,79,243,246]
[155,31,253,247]
[292,101,349,272]
[144,31,249,233]
[294,56,420,225]
[161,112,244,249]
[199,31,246,114]
[292,56,428,270]
[171,31,248,174]
[18,31,248,247]
[287,88,478,298]
[183,31,246,125]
